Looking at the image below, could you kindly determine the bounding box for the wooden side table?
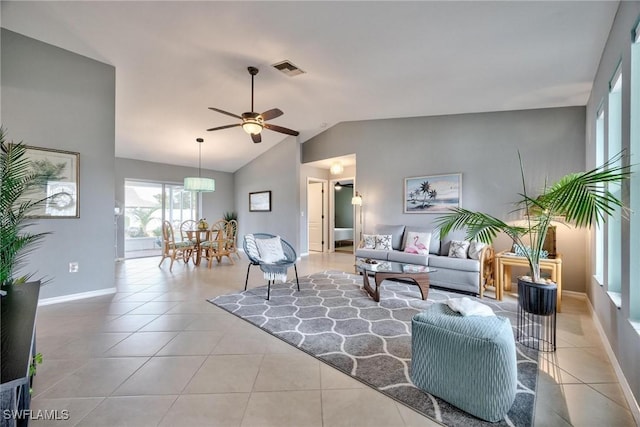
[494,251,563,311]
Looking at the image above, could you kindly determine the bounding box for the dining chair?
[200,219,235,267]
[180,219,198,263]
[159,220,196,271]
[225,219,241,260]
[243,233,299,300]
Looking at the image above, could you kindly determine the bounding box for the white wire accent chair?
[159,220,196,271]
[243,233,300,300]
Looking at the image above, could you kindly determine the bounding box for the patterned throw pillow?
[403,231,431,255]
[468,241,487,260]
[244,234,260,260]
[363,234,377,249]
[375,234,393,250]
[448,240,470,258]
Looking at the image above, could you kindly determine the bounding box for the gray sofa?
[355,224,494,296]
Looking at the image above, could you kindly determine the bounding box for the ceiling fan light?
[242,121,263,135]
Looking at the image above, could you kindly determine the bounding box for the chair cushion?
[429,255,480,272]
[387,251,429,265]
[256,236,286,263]
[355,248,390,260]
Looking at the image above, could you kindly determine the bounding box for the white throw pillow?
[448,240,470,258]
[255,236,286,263]
[468,241,486,260]
[363,234,376,249]
[403,231,431,255]
[375,234,392,250]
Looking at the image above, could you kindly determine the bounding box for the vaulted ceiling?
[1,1,618,172]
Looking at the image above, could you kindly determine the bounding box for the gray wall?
[335,186,354,228]
[115,157,235,259]
[234,137,301,252]
[1,29,116,299]
[302,107,587,292]
[585,0,640,407]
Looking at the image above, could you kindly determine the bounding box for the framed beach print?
[20,146,80,218]
[404,173,461,214]
[249,190,272,212]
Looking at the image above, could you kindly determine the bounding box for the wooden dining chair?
[225,219,241,260]
[180,219,198,263]
[200,220,235,267]
[159,220,196,271]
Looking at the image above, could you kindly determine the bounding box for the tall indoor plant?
[435,152,631,284]
[0,128,51,288]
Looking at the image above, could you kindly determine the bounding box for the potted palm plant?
[1,129,51,409]
[435,152,631,311]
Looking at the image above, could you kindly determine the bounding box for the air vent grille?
[272,60,305,77]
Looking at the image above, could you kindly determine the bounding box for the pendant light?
[184,138,216,192]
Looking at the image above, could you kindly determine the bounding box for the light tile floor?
[29,252,637,426]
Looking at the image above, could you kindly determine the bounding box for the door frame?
[307,178,328,253]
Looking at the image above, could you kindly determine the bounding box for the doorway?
[307,179,327,252]
[333,179,355,253]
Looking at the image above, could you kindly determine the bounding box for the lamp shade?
[184,177,216,192]
[351,192,362,206]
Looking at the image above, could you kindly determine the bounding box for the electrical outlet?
[69,262,79,273]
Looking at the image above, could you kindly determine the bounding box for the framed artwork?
[404,173,461,214]
[249,190,272,212]
[20,146,80,218]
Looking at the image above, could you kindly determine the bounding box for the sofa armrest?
[478,245,495,298]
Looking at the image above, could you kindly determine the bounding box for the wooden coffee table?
[355,259,436,302]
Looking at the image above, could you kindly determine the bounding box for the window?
[124,180,198,258]
[607,65,622,301]
[595,108,605,284]
[631,22,640,320]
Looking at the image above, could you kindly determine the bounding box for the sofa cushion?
[429,255,480,272]
[440,230,468,256]
[403,231,431,255]
[448,240,470,258]
[355,248,390,261]
[403,226,440,255]
[363,234,377,249]
[468,242,487,260]
[388,251,429,266]
[375,225,405,250]
[375,234,393,250]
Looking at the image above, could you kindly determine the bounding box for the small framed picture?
[249,190,272,212]
[404,173,461,214]
[20,145,80,218]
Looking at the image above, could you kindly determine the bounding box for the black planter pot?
[517,278,557,316]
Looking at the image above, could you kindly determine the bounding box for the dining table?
[185,229,218,266]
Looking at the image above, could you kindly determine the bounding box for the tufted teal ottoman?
[411,303,517,422]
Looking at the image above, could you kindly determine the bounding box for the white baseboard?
[562,289,587,300]
[299,252,309,257]
[38,287,117,306]
[586,298,640,424]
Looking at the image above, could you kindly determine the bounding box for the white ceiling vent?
[272,60,305,77]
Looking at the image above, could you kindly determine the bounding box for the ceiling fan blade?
[251,133,262,144]
[208,107,242,120]
[207,123,241,132]
[264,123,300,136]
[261,108,283,121]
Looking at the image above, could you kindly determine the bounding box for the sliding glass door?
[124,180,198,258]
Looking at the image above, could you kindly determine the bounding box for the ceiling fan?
[207,66,299,143]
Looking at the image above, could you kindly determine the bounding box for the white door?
[308,182,324,252]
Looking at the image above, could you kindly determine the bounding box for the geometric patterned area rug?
[209,270,538,427]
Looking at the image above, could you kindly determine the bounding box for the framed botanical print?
[21,146,80,218]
